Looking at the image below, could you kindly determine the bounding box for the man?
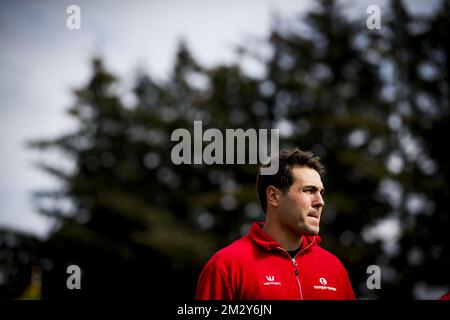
[195,148,355,300]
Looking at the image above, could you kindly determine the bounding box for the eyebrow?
[302,185,325,194]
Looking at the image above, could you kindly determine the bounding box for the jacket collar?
[249,221,321,252]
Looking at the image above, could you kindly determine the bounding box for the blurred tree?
[0,230,40,299]
[2,0,445,300]
[381,0,450,298]
[28,57,216,299]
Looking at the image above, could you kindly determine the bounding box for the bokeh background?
[0,0,449,300]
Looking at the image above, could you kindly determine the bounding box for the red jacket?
[196,222,355,300]
[439,292,450,300]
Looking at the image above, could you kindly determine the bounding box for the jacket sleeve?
[195,256,234,300]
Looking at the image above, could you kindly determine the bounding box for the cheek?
[281,193,311,213]
[296,194,312,209]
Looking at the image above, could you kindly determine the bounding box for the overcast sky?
[0,0,443,239]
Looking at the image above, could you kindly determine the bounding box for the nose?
[313,192,325,209]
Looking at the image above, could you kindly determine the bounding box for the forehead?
[291,166,323,188]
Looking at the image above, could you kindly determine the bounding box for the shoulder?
[311,245,348,270]
[205,235,253,268]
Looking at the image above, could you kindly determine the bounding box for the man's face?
[277,166,325,236]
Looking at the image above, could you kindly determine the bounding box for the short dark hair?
[256,148,325,213]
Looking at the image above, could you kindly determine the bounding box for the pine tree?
[382,0,450,298]
[22,0,450,300]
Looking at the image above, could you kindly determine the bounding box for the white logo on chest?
[263,275,282,286]
[314,277,337,292]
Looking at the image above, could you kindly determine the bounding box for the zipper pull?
[292,259,299,276]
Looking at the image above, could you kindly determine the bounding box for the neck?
[262,218,303,251]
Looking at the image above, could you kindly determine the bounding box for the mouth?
[307,211,320,219]
[306,211,320,222]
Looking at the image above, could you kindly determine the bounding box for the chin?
[297,224,319,236]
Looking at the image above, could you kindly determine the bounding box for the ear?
[266,186,280,209]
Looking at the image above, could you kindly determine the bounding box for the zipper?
[276,237,316,300]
